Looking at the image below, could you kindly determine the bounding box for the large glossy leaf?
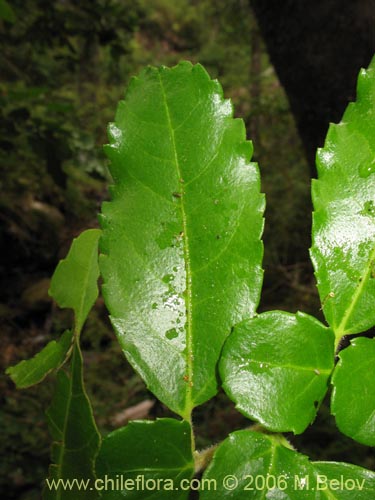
[99,61,264,418]
[96,418,194,500]
[44,342,101,499]
[331,337,375,446]
[201,430,375,499]
[6,329,73,388]
[220,311,334,433]
[311,57,375,342]
[49,228,101,333]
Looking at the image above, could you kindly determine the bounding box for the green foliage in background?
[0,0,307,288]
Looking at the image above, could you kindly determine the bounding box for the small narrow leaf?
[202,430,375,499]
[6,329,73,388]
[311,56,375,341]
[331,337,375,446]
[49,229,101,333]
[96,419,194,500]
[100,61,264,418]
[220,311,334,433]
[44,343,101,499]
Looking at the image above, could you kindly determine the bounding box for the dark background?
[1,1,374,498]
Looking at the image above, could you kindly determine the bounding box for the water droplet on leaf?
[360,200,375,217]
[359,161,375,178]
[165,328,179,340]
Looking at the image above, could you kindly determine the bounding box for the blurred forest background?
[1,1,374,498]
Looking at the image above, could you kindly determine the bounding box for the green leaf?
[311,57,375,343]
[220,311,334,433]
[49,229,101,334]
[201,430,313,499]
[96,418,194,499]
[201,430,375,499]
[99,61,264,419]
[44,342,101,499]
[312,461,375,499]
[6,329,73,388]
[0,0,16,23]
[331,337,375,446]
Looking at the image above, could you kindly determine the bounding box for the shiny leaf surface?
[44,343,101,499]
[201,430,311,499]
[220,311,334,433]
[6,329,73,388]
[311,57,375,342]
[99,61,264,418]
[331,337,375,446]
[96,418,194,500]
[49,229,101,333]
[201,430,375,499]
[312,461,375,499]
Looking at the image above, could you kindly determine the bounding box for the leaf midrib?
[259,441,277,500]
[158,72,193,421]
[51,344,98,499]
[53,344,76,500]
[334,242,375,343]
[75,236,99,335]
